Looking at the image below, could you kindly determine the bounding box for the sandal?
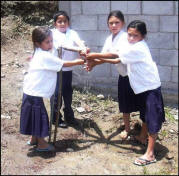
[27,140,37,146]
[119,130,130,140]
[134,157,157,166]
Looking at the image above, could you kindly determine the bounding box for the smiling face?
[127,27,144,44]
[54,15,69,33]
[37,34,53,51]
[108,16,124,36]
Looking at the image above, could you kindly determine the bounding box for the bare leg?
[30,136,37,144]
[135,122,148,144]
[119,113,130,139]
[37,137,49,149]
[134,133,157,165]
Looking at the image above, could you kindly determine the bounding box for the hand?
[86,53,98,60]
[26,55,32,62]
[79,47,90,57]
[84,60,96,71]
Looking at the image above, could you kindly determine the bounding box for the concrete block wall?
[59,1,178,104]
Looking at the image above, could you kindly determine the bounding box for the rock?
[165,153,174,160]
[1,114,11,119]
[1,74,5,78]
[66,148,74,152]
[97,94,104,99]
[76,107,85,113]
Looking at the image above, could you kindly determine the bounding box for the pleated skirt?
[118,75,139,113]
[20,93,49,138]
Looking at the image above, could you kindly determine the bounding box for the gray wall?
[59,1,178,104]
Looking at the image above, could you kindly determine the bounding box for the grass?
[164,107,176,122]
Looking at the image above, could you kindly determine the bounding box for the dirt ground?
[1,16,178,175]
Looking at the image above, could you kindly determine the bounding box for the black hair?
[32,26,52,54]
[53,11,70,23]
[107,10,125,23]
[127,20,147,37]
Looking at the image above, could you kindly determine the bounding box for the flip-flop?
[36,144,55,152]
[134,157,157,166]
[27,140,37,146]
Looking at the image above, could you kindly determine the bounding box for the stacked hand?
[79,49,97,72]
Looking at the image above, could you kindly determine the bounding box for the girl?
[50,11,87,128]
[84,10,139,139]
[20,26,84,152]
[86,20,165,166]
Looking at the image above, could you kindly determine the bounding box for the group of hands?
[79,47,97,72]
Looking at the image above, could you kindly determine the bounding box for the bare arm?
[63,58,84,67]
[86,52,119,60]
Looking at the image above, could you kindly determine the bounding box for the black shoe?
[66,118,78,126]
[52,119,68,128]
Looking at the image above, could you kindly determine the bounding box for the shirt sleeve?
[42,52,64,72]
[101,38,110,53]
[119,43,146,64]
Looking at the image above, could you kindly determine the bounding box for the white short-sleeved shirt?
[23,48,64,98]
[102,30,128,77]
[51,28,82,71]
[119,40,161,94]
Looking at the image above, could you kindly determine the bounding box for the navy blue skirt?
[118,75,138,113]
[137,87,165,134]
[20,93,49,138]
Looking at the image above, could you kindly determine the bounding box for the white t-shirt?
[51,28,82,71]
[23,48,64,98]
[102,30,128,77]
[119,40,161,94]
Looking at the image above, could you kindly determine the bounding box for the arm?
[86,52,119,60]
[63,58,84,67]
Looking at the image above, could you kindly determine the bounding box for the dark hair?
[53,11,70,23]
[127,20,147,37]
[107,10,125,23]
[32,26,52,53]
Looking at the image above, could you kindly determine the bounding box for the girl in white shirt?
[20,26,84,152]
[85,11,139,140]
[50,11,87,127]
[86,20,165,166]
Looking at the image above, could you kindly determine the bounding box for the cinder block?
[111,65,120,78]
[111,1,141,14]
[59,1,71,16]
[175,33,178,49]
[82,1,110,14]
[98,15,108,30]
[160,16,178,32]
[79,30,110,47]
[147,32,174,49]
[150,49,160,64]
[71,15,97,30]
[171,67,178,83]
[142,1,173,15]
[157,65,172,82]
[159,49,178,66]
[128,15,159,32]
[71,1,81,15]
[90,63,111,77]
[175,1,178,15]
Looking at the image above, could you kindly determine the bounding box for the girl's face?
[127,27,144,44]
[108,16,124,35]
[37,35,53,51]
[55,15,69,33]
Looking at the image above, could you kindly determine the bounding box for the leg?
[134,133,157,166]
[119,113,130,139]
[62,71,75,123]
[134,122,148,145]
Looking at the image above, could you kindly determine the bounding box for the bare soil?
[1,14,178,175]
